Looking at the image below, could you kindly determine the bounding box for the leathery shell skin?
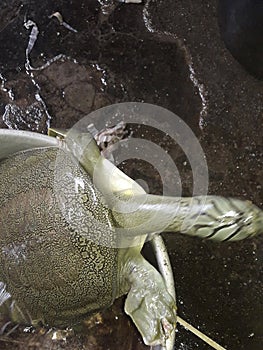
[0,147,118,327]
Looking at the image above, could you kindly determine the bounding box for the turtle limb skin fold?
[119,248,176,347]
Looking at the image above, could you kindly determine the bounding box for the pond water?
[0,1,262,350]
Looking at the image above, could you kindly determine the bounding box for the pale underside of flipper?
[119,249,176,346]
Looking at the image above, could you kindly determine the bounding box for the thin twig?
[177,316,227,350]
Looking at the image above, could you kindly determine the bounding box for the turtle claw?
[123,257,176,346]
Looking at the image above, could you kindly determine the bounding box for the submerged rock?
[218,0,263,79]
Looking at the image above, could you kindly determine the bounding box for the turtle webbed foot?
[124,257,176,346]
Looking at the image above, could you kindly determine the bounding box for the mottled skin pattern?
[0,147,118,327]
[0,143,177,347]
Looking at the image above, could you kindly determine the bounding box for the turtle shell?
[0,147,118,327]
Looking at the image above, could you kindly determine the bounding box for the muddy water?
[0,0,262,349]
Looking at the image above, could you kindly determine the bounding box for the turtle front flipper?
[112,194,263,242]
[119,248,176,346]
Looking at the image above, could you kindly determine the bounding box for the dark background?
[0,1,262,349]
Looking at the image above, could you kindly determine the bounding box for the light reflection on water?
[3,101,50,131]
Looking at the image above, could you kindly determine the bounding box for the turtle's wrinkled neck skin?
[0,147,118,327]
[62,130,101,177]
